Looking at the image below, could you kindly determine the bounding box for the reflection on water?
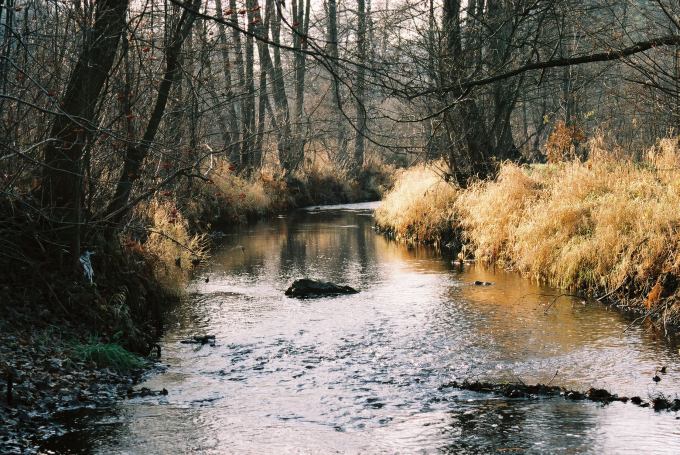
[45,202,680,454]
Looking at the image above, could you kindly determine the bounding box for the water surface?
[45,202,680,454]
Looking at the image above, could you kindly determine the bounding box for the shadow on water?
[43,202,680,454]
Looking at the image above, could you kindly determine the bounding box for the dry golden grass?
[374,162,458,247]
[295,158,353,203]
[457,137,680,317]
[139,199,209,296]
[186,156,393,224]
[188,159,278,225]
[292,157,394,205]
[378,137,680,322]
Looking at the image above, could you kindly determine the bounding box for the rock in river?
[285,279,359,298]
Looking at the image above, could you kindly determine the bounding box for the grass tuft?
[457,137,680,296]
[73,340,145,371]
[374,161,458,247]
[138,199,210,296]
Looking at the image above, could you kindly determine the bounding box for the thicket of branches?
[1,0,680,270]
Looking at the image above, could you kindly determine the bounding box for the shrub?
[137,199,209,296]
[545,121,586,163]
[186,159,276,226]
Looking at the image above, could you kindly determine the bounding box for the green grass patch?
[73,340,146,371]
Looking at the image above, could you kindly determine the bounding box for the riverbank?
[0,160,394,452]
[375,138,680,327]
[0,314,151,452]
[0,197,180,452]
[184,159,394,230]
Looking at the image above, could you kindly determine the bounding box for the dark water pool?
[44,202,680,454]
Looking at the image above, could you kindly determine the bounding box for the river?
[44,202,680,454]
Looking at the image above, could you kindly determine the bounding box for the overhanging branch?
[424,34,680,98]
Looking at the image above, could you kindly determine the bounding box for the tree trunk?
[40,0,128,264]
[229,0,246,165]
[254,0,275,168]
[241,2,257,172]
[214,0,241,161]
[291,0,311,167]
[441,0,521,182]
[252,0,294,175]
[105,1,200,225]
[254,68,267,167]
[487,0,519,162]
[354,0,367,173]
[327,0,347,166]
[269,0,295,173]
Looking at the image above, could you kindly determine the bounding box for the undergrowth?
[185,157,394,228]
[185,160,283,228]
[135,199,210,297]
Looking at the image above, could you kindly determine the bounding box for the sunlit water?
[45,202,680,454]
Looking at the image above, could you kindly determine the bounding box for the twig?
[622,305,664,333]
[544,293,581,314]
[596,278,628,302]
[145,228,204,256]
[547,369,559,386]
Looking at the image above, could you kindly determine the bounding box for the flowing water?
[45,202,680,454]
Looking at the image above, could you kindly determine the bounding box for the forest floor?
[375,138,680,328]
[0,162,395,452]
[0,310,152,453]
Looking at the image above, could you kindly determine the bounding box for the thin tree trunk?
[354,0,367,172]
[254,0,275,168]
[241,2,256,171]
[327,0,347,166]
[229,0,246,165]
[291,0,310,167]
[253,0,293,175]
[214,0,240,160]
[269,0,294,173]
[254,68,267,167]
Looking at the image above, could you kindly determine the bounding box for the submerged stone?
[180,335,216,346]
[285,279,359,298]
[586,387,622,402]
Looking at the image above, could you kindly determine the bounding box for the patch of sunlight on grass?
[375,161,458,247]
